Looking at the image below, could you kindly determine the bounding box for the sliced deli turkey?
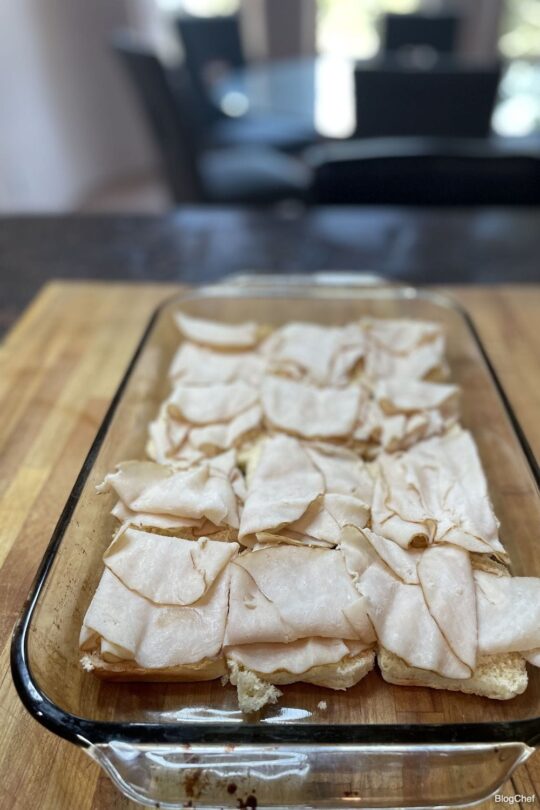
[80,531,238,675]
[81,312,540,709]
[98,459,241,533]
[225,545,376,646]
[371,428,506,558]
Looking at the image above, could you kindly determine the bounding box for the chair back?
[176,13,244,121]
[306,138,540,206]
[383,12,460,56]
[112,32,205,202]
[354,61,501,139]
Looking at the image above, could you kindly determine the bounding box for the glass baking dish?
[11,275,540,809]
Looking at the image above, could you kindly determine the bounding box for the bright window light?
[316,0,421,59]
[156,0,239,15]
[499,0,540,58]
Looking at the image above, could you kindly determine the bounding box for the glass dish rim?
[10,280,540,751]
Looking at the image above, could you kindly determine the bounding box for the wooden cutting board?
[0,281,538,810]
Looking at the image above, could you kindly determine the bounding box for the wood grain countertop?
[0,281,539,809]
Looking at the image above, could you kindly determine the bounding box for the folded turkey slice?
[287,493,370,545]
[104,528,239,605]
[226,637,369,675]
[374,379,459,453]
[379,410,450,454]
[342,527,423,585]
[189,405,262,453]
[111,500,207,531]
[239,434,323,538]
[362,318,443,355]
[80,562,231,669]
[367,340,447,382]
[362,319,447,382]
[524,650,540,667]
[331,323,367,385]
[375,379,459,419]
[475,570,540,655]
[147,404,191,463]
[169,342,265,385]
[351,399,384,446]
[111,453,242,529]
[339,526,376,581]
[98,460,240,529]
[174,311,260,349]
[358,561,471,679]
[245,442,373,548]
[261,323,343,384]
[167,381,259,425]
[261,322,365,386]
[146,449,246,503]
[252,531,335,549]
[149,405,261,465]
[417,544,477,673]
[225,545,375,646]
[353,404,442,456]
[261,376,362,439]
[303,442,374,502]
[371,429,506,558]
[250,499,369,549]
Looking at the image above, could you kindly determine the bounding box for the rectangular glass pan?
[11,275,540,809]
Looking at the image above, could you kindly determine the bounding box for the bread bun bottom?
[378,647,528,700]
[80,652,225,682]
[227,649,376,713]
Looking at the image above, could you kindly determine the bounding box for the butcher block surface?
[0,281,539,809]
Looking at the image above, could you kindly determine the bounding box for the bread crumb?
[317,700,327,711]
[228,661,282,713]
[80,655,95,672]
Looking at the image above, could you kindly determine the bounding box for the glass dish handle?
[86,741,533,809]
[222,271,398,288]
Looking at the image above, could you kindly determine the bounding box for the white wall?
[0,0,157,213]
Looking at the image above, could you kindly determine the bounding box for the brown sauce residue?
[183,760,208,801]
[237,794,257,809]
[184,768,201,798]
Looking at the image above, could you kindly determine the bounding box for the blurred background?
[1,0,539,212]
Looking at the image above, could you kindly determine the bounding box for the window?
[495,1,540,135]
[499,0,540,58]
[156,0,239,14]
[316,0,421,58]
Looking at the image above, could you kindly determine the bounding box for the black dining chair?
[382,12,460,56]
[305,137,540,206]
[175,13,318,153]
[176,13,244,89]
[112,33,311,205]
[354,61,501,139]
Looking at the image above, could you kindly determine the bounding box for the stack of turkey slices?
[80,311,540,711]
